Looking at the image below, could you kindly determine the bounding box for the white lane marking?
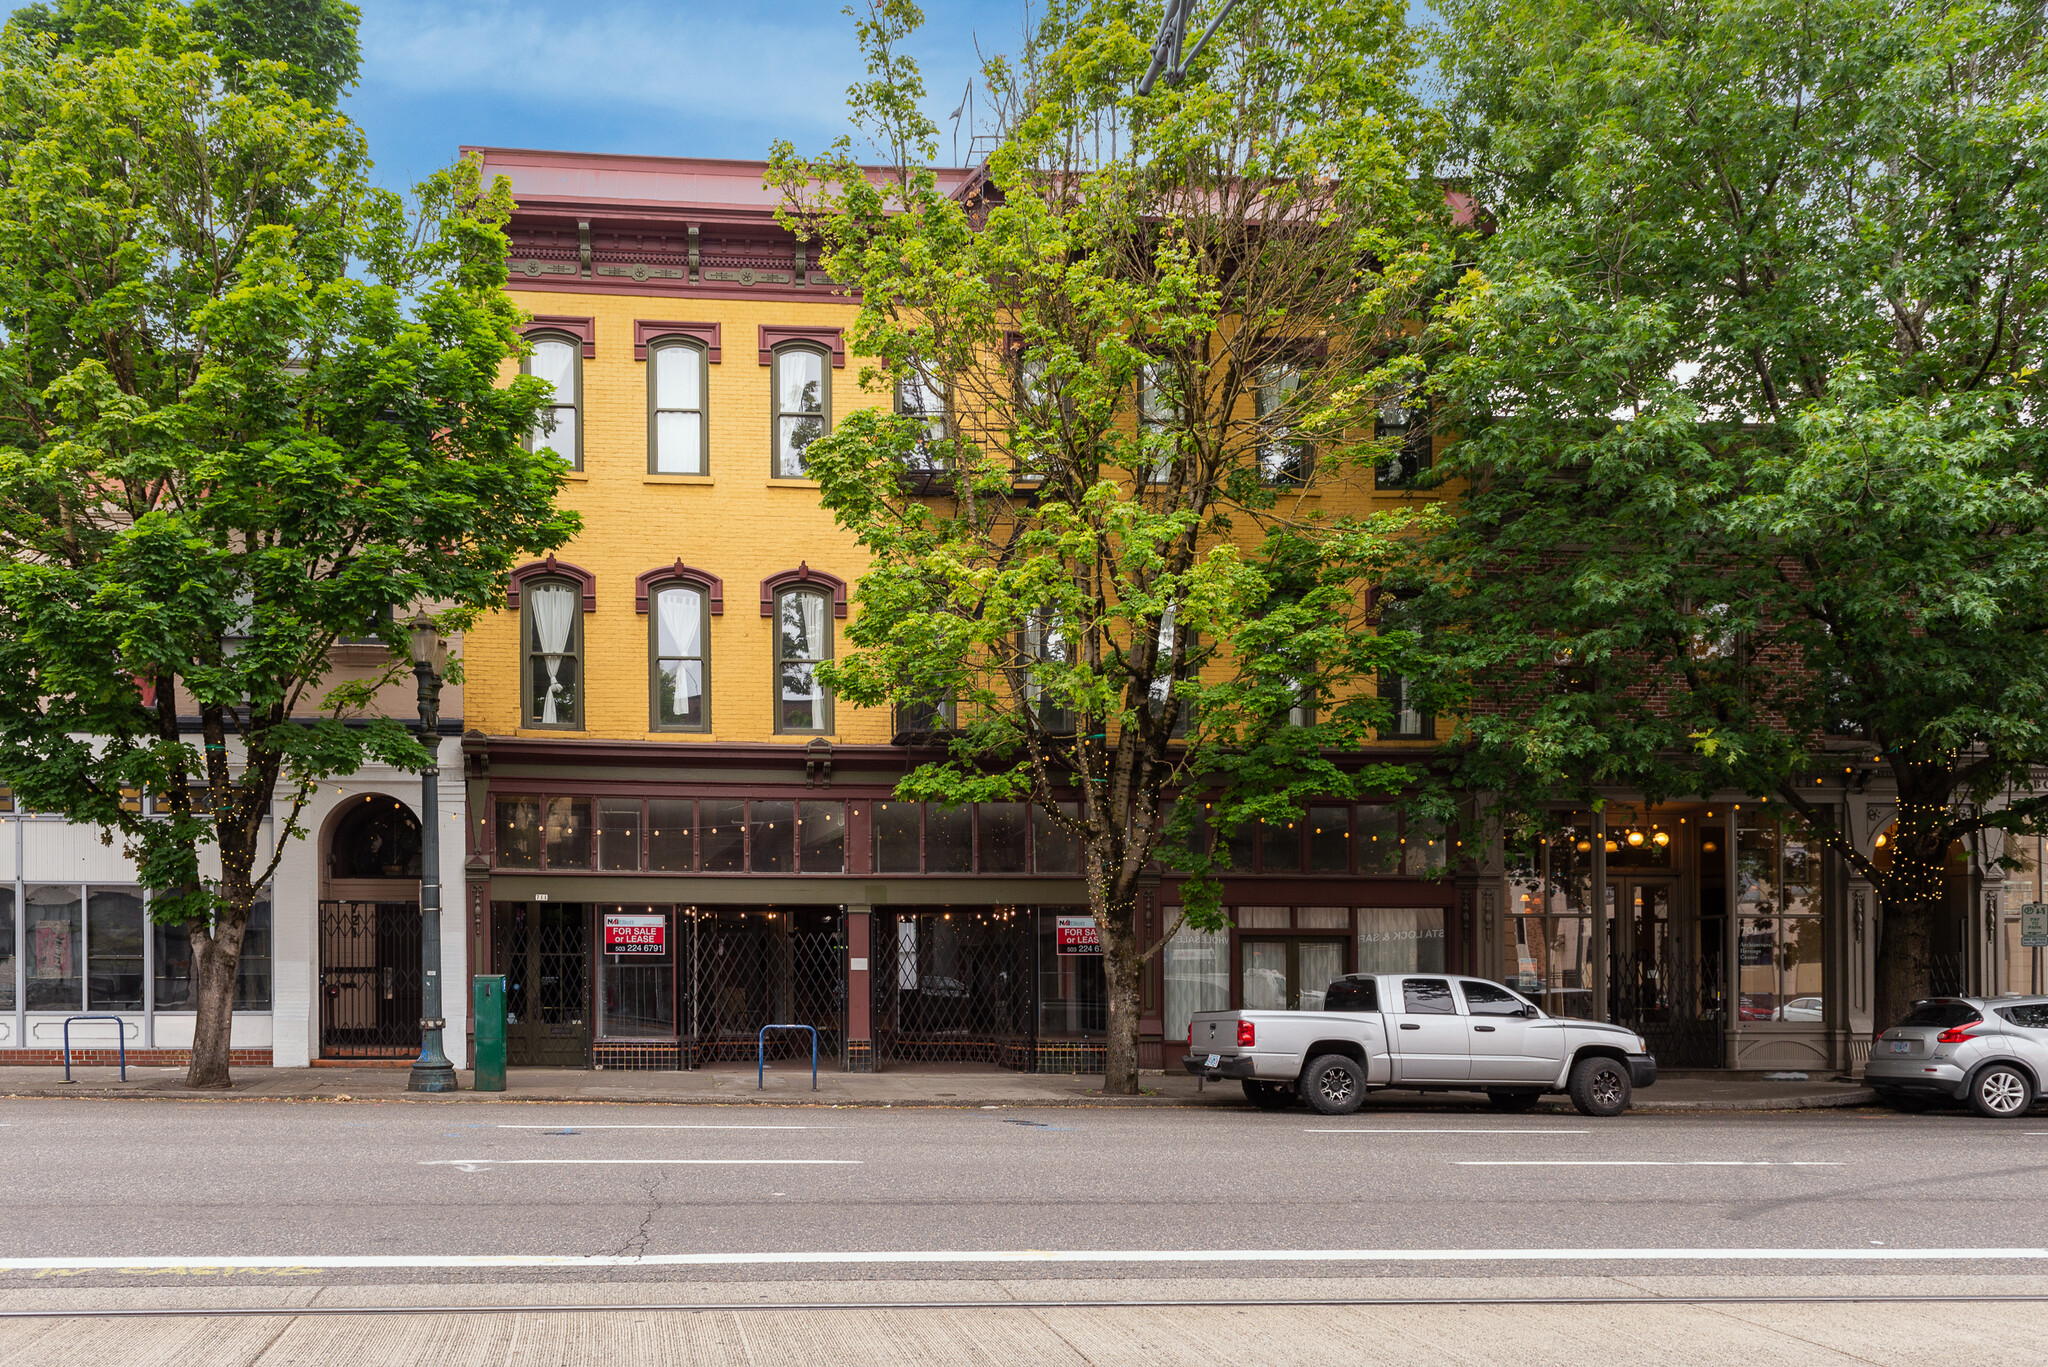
[494,1125,840,1131]
[0,1248,2043,1272]
[1304,1128,1587,1135]
[422,1159,858,1168]
[1455,1160,1843,1167]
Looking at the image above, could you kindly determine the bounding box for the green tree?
[1411,0,2048,1032]
[8,0,360,107]
[773,0,1441,1092]
[0,6,577,1086]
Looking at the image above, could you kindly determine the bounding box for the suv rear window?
[1325,978,1377,1012]
[1899,1001,1981,1028]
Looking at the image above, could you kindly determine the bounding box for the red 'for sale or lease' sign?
[604,913,666,955]
[1055,915,1101,955]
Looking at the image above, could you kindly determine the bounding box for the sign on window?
[603,913,666,955]
[1056,915,1101,955]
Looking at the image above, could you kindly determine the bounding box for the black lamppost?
[407,613,457,1094]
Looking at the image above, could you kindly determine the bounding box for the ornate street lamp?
[407,612,456,1093]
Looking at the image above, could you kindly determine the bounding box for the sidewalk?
[0,1062,1877,1112]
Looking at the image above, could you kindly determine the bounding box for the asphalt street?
[2,1097,2046,1364]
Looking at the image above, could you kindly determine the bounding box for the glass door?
[598,906,675,1040]
[1239,938,1349,1010]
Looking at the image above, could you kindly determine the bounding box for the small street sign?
[2023,903,2048,949]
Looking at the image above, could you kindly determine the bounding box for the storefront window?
[543,797,592,869]
[599,906,674,1039]
[1036,906,1105,1037]
[1032,803,1081,874]
[700,800,745,873]
[2005,834,2045,995]
[598,799,642,871]
[1504,824,1595,1016]
[800,801,846,873]
[875,802,921,873]
[237,901,272,1010]
[0,888,13,1011]
[750,801,795,873]
[496,797,542,869]
[26,885,81,1011]
[648,799,694,872]
[980,804,1028,873]
[1737,811,1826,1022]
[153,898,272,1011]
[927,804,973,874]
[87,888,144,1011]
[1161,916,1228,1041]
[1357,906,1446,974]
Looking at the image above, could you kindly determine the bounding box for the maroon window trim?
[507,554,597,612]
[634,320,721,363]
[758,325,845,368]
[760,562,848,619]
[523,315,595,359]
[635,561,725,615]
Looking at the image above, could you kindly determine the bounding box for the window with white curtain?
[1162,917,1230,1042]
[650,341,706,474]
[775,587,831,733]
[1357,906,1446,974]
[525,335,580,469]
[652,584,707,730]
[523,579,581,729]
[773,345,828,477]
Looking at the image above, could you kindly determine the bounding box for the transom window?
[523,579,582,729]
[773,345,829,477]
[651,583,708,730]
[650,341,706,475]
[525,335,581,469]
[775,587,832,733]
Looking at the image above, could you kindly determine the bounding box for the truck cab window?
[1461,980,1531,1017]
[1402,977,1456,1014]
[1324,977,1377,1012]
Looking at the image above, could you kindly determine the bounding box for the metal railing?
[61,1015,128,1083]
[757,1024,818,1091]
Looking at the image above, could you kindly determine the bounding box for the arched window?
[524,333,582,469]
[771,343,829,478]
[522,578,583,729]
[649,339,707,475]
[774,586,832,733]
[650,581,709,730]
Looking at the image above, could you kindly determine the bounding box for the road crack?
[606,1169,667,1261]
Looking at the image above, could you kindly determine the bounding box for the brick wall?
[4,1048,273,1067]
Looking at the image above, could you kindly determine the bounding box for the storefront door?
[497,902,590,1067]
[1240,938,1348,1011]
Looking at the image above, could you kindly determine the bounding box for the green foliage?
[1413,0,2048,1010]
[0,7,576,943]
[7,0,361,107]
[772,0,1444,959]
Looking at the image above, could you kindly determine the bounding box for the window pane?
[1242,940,1287,1010]
[537,406,577,462]
[1162,919,1229,1041]
[236,900,272,1010]
[86,888,144,1011]
[0,888,12,1011]
[927,804,973,874]
[1358,805,1399,872]
[656,660,704,728]
[600,907,674,1040]
[1308,804,1350,872]
[531,339,576,394]
[1462,979,1527,1017]
[1225,819,1256,873]
[979,803,1028,873]
[779,663,820,731]
[1360,907,1446,974]
[543,797,592,870]
[153,918,192,1010]
[1032,802,1080,874]
[750,801,795,873]
[800,801,846,873]
[26,885,81,1011]
[598,799,642,872]
[527,582,578,725]
[496,797,542,869]
[1404,817,1447,876]
[779,349,823,412]
[875,801,922,873]
[778,416,822,477]
[647,799,695,872]
[1402,977,1456,1014]
[655,344,699,410]
[700,799,746,873]
[654,410,703,474]
[1259,816,1302,874]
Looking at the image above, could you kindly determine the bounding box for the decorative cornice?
[634,320,721,363]
[758,325,845,368]
[635,561,725,615]
[761,562,849,619]
[506,555,597,612]
[522,315,595,359]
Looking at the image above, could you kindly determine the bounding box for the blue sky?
[345,0,1026,189]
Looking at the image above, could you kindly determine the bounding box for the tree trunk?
[1093,890,1144,1096]
[1871,896,1936,1038]
[185,916,246,1089]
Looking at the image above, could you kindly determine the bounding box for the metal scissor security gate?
[871,909,1032,1066]
[1615,950,1721,1070]
[317,900,422,1059]
[680,908,844,1066]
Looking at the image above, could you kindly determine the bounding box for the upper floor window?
[650,341,707,475]
[1014,352,1054,482]
[523,578,582,729]
[1148,603,1194,738]
[1256,364,1312,486]
[1381,672,1433,740]
[773,344,829,478]
[1024,609,1072,733]
[525,334,581,470]
[775,587,832,733]
[1138,363,1178,484]
[651,583,709,731]
[896,369,946,471]
[1375,391,1430,490]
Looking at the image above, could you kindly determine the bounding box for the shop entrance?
[317,900,421,1059]
[497,902,590,1067]
[682,907,844,1066]
[1240,938,1348,1010]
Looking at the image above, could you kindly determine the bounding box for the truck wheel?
[1241,1079,1296,1111]
[1487,1090,1542,1113]
[1300,1054,1366,1116]
[1567,1056,1631,1117]
[1968,1064,2035,1119]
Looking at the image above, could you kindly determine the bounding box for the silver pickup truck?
[1183,972,1657,1117]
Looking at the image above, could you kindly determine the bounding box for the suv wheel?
[1301,1054,1366,1116]
[1968,1063,2035,1119]
[1567,1056,1632,1118]
[1241,1079,1296,1111]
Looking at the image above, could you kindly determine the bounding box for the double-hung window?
[1375,390,1430,489]
[650,341,707,474]
[1256,363,1312,486]
[523,579,582,729]
[525,335,582,469]
[1024,609,1072,733]
[897,369,946,471]
[651,582,709,730]
[775,587,833,733]
[773,345,829,477]
[1381,672,1432,739]
[1138,363,1178,484]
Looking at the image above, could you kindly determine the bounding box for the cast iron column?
[408,656,456,1093]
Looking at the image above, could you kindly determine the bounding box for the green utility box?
[473,975,507,1092]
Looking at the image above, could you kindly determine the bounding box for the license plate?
[1890,1041,1911,1053]
[1205,1053,1221,1068]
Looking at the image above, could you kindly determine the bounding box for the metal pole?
[408,659,456,1094]
[1591,809,1608,1022]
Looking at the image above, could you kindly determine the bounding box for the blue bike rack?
[757,1024,818,1091]
[61,1015,129,1083]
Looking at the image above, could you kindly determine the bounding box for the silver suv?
[1865,996,2048,1118]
